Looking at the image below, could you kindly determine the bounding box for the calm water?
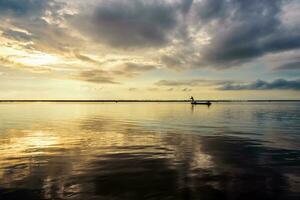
[0,102,300,200]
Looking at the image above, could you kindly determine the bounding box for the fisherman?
[190,96,195,103]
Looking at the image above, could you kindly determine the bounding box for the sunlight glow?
[15,53,60,66]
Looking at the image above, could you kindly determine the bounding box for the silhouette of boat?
[191,101,211,106]
[190,96,211,105]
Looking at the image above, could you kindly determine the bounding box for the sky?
[0,0,300,100]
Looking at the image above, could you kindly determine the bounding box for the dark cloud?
[73,51,104,66]
[0,0,49,17]
[1,29,34,42]
[122,63,157,73]
[198,0,284,67]
[219,79,300,90]
[147,0,300,69]
[155,79,230,87]
[196,0,226,22]
[0,0,80,55]
[73,0,181,48]
[156,78,300,91]
[76,70,119,84]
[23,24,80,54]
[160,55,185,70]
[113,62,158,77]
[180,0,194,14]
[161,0,300,69]
[275,61,300,71]
[73,62,157,84]
[2,0,300,74]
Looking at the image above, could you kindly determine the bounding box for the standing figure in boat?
[190,96,195,104]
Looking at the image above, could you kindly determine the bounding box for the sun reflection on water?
[0,103,299,199]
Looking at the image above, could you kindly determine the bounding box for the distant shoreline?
[0,100,300,103]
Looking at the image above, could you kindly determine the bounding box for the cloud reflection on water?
[0,103,300,200]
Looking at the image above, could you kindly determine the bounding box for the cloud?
[196,0,226,22]
[122,63,157,72]
[197,0,286,67]
[1,0,300,87]
[182,88,192,92]
[113,62,158,77]
[0,0,49,17]
[155,79,229,87]
[72,62,157,84]
[160,55,185,70]
[0,0,82,55]
[75,70,119,84]
[156,78,300,91]
[94,0,300,69]
[72,0,183,48]
[180,0,194,14]
[73,51,104,66]
[160,0,300,69]
[275,61,300,71]
[0,56,52,73]
[1,29,33,42]
[219,79,300,90]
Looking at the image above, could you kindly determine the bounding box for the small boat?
[191,101,211,106]
[190,96,211,106]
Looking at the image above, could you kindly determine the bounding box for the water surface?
[0,102,300,199]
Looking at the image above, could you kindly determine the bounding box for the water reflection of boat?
[190,96,212,106]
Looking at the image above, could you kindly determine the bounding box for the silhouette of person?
[190,96,195,103]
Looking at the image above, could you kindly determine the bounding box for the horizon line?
[1,99,300,103]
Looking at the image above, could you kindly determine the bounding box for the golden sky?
[0,0,300,99]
